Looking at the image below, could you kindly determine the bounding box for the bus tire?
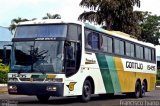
[99,93,114,98]
[134,81,141,98]
[36,95,50,102]
[141,81,147,97]
[81,80,92,102]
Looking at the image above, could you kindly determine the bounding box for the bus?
[5,19,156,102]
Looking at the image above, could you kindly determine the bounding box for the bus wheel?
[36,95,50,102]
[141,82,146,97]
[81,80,92,102]
[134,81,141,98]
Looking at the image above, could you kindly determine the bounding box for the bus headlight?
[8,85,17,93]
[45,78,63,83]
[8,85,17,90]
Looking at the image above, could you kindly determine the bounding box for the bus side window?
[85,30,99,50]
[90,32,99,49]
[85,29,92,49]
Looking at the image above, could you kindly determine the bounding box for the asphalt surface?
[0,88,160,106]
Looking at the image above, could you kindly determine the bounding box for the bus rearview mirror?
[2,44,12,64]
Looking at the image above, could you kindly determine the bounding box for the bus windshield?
[15,24,67,38]
[10,41,64,73]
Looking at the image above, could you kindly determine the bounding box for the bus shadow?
[17,94,149,105]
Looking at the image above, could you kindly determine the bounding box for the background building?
[0,27,12,60]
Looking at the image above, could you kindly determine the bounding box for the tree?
[9,17,29,34]
[139,12,160,45]
[42,13,61,19]
[78,0,143,37]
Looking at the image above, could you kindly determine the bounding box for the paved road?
[0,88,160,106]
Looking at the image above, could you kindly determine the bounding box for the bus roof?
[18,19,82,26]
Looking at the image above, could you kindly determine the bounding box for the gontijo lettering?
[126,61,143,70]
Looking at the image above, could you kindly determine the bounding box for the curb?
[0,84,7,86]
[0,90,7,93]
[0,84,7,93]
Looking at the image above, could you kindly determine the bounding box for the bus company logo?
[35,37,56,41]
[126,61,143,70]
[125,60,156,72]
[66,82,77,91]
[85,58,96,64]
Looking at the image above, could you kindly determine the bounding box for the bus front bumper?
[8,82,64,96]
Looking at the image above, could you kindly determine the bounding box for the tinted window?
[148,48,151,61]
[108,37,113,53]
[125,42,131,56]
[120,41,124,55]
[85,29,100,50]
[15,24,67,38]
[101,35,108,52]
[152,49,155,61]
[136,45,140,58]
[140,46,144,59]
[130,44,135,57]
[144,48,149,60]
[91,32,99,49]
[114,39,120,54]
[85,29,91,49]
[77,25,82,41]
[136,45,143,59]
[68,24,81,41]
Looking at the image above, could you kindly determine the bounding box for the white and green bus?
[6,20,156,102]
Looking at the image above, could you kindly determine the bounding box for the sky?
[0,0,159,27]
[0,0,160,53]
[0,0,83,27]
[0,0,83,41]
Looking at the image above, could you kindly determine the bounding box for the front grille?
[33,78,45,81]
[19,78,30,81]
[19,78,45,82]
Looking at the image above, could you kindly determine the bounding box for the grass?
[157,80,160,86]
[0,61,8,83]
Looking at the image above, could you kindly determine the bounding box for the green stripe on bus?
[31,75,47,78]
[96,54,114,93]
[105,56,121,93]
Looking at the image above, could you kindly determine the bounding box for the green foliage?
[157,70,160,80]
[79,0,143,37]
[0,63,9,72]
[0,59,9,72]
[0,71,7,83]
[139,12,160,45]
[42,13,61,19]
[9,17,29,34]
[9,13,61,34]
[157,80,160,86]
[0,59,8,83]
[157,70,160,86]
